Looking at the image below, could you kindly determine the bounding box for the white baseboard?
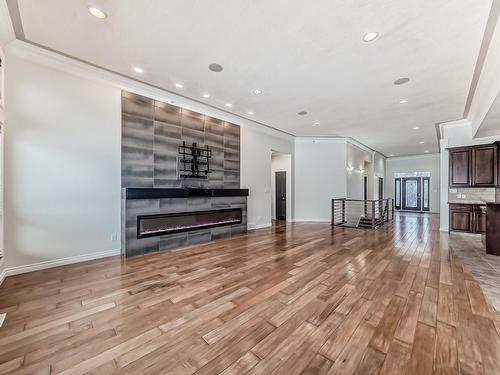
[248,222,272,230]
[0,249,121,285]
[294,219,331,223]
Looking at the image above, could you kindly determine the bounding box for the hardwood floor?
[0,213,499,374]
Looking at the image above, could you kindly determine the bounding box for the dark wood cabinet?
[449,149,471,187]
[449,204,472,232]
[472,146,497,186]
[473,206,486,234]
[449,203,486,234]
[449,144,498,187]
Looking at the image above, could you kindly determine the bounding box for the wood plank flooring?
[0,213,499,374]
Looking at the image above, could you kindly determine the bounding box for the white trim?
[248,222,272,230]
[387,153,440,161]
[0,267,5,286]
[295,137,346,144]
[294,219,331,223]
[0,249,120,283]
[5,40,295,142]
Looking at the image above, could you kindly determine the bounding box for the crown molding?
[5,40,296,142]
[387,153,440,161]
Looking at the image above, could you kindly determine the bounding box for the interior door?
[378,177,384,200]
[275,171,286,220]
[402,177,421,211]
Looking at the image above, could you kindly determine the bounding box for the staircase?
[332,198,394,230]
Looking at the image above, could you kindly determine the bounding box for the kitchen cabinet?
[448,144,497,187]
[472,146,497,186]
[473,205,486,234]
[449,149,471,187]
[449,204,472,232]
[449,203,486,234]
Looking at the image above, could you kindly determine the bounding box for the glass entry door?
[395,176,430,211]
[402,177,422,211]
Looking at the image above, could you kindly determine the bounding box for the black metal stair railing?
[331,198,394,229]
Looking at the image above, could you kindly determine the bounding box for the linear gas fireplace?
[122,188,248,257]
[137,208,243,238]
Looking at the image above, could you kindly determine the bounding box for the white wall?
[346,143,372,200]
[294,139,347,222]
[5,51,122,270]
[2,41,295,274]
[240,129,294,229]
[385,154,441,213]
[271,152,292,221]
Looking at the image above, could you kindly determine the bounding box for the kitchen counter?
[448,200,487,205]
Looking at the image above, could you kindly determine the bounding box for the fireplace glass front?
[137,208,243,238]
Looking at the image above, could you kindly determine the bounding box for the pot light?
[363,32,379,42]
[132,67,143,74]
[412,126,420,130]
[314,121,320,125]
[225,103,232,107]
[419,141,425,145]
[253,89,262,95]
[88,7,106,19]
[203,93,210,98]
[399,99,408,104]
[394,77,410,85]
[425,150,430,153]
[389,154,394,157]
[175,83,183,88]
[247,111,254,115]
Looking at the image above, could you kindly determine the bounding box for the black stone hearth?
[124,188,249,200]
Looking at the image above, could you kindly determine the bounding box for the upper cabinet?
[450,148,471,187]
[449,144,498,187]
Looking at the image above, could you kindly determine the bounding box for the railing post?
[392,198,395,220]
[372,201,375,229]
[342,199,345,224]
[331,199,335,225]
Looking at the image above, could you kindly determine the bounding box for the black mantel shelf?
[124,188,249,200]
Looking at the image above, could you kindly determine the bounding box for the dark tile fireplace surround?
[121,91,248,257]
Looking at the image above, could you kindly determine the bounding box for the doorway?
[378,177,384,200]
[275,171,286,220]
[395,176,430,212]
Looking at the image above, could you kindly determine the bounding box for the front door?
[402,177,422,211]
[275,171,286,220]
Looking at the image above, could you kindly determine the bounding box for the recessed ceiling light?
[389,154,394,157]
[399,99,408,104]
[208,63,223,72]
[175,83,183,88]
[314,121,320,125]
[363,32,379,42]
[253,89,262,95]
[394,77,410,85]
[412,126,420,130]
[88,7,106,19]
[225,103,232,107]
[425,150,430,153]
[247,111,254,115]
[132,67,143,74]
[203,93,210,98]
[419,141,425,144]
[298,111,308,116]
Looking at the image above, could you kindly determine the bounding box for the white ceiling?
[15,0,493,156]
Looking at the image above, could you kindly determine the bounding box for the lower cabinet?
[449,204,486,234]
